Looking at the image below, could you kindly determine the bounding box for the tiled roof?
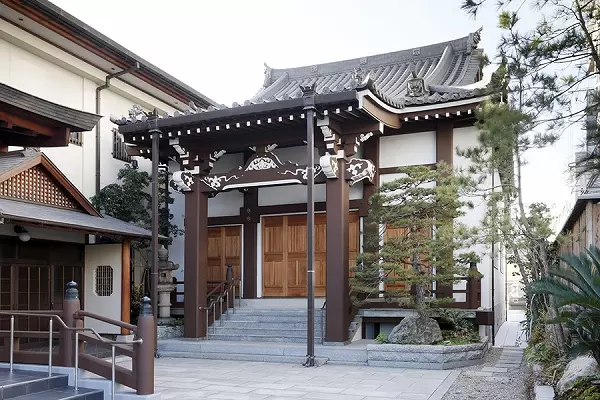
[112,30,489,127]
[0,149,38,176]
[0,82,101,132]
[252,29,487,107]
[0,197,154,238]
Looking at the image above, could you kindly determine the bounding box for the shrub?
[436,308,480,344]
[558,377,600,400]
[530,246,600,364]
[375,332,388,344]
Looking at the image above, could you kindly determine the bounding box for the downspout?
[491,165,496,346]
[95,62,140,194]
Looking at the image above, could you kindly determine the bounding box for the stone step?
[158,339,368,365]
[228,309,324,316]
[159,350,329,366]
[223,315,324,323]
[211,327,321,337]
[207,333,324,343]
[219,320,322,329]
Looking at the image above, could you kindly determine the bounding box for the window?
[94,266,113,297]
[69,132,83,146]
[112,128,131,162]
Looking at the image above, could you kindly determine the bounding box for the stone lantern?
[157,244,178,319]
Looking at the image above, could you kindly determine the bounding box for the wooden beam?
[0,110,61,137]
[360,96,402,129]
[121,238,131,335]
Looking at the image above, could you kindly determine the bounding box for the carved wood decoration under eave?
[170,145,376,194]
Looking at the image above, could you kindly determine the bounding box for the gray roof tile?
[0,82,101,132]
[112,30,489,127]
[0,149,38,176]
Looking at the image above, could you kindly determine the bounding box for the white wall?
[0,20,178,199]
[454,126,504,315]
[84,244,122,334]
[379,132,436,168]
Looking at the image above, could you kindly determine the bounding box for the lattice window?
[94,266,113,297]
[69,132,83,146]
[112,129,131,162]
[0,166,79,209]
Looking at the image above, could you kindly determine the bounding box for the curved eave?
[357,89,490,127]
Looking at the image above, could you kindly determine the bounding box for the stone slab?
[534,385,555,400]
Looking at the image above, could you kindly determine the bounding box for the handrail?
[200,278,242,338]
[75,311,137,332]
[0,310,142,400]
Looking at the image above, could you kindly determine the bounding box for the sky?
[50,0,582,232]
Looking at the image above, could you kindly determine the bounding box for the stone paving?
[463,347,524,378]
[148,357,460,400]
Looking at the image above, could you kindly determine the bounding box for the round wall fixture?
[13,225,30,242]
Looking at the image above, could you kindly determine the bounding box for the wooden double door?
[262,212,360,297]
[207,226,242,282]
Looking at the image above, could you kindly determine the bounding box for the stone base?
[157,319,184,340]
[366,336,489,370]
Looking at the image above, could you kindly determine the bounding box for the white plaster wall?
[0,224,85,243]
[379,132,436,168]
[84,244,122,334]
[454,126,496,310]
[259,183,326,206]
[0,21,179,200]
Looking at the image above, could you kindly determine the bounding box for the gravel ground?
[441,348,530,400]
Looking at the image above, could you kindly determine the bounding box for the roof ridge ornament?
[406,67,429,97]
[263,63,273,88]
[467,27,483,54]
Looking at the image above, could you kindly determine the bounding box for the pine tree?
[352,163,481,317]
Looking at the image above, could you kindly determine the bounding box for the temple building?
[115,30,507,344]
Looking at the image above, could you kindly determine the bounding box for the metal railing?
[0,310,142,400]
[200,278,242,338]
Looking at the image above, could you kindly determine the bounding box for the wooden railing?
[0,282,155,396]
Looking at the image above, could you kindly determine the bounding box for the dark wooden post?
[435,120,455,300]
[60,281,80,367]
[121,238,131,335]
[184,179,209,338]
[326,157,350,343]
[135,297,155,395]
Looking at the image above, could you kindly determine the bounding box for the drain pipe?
[95,62,140,195]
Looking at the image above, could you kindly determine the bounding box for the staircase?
[0,368,102,399]
[208,308,325,343]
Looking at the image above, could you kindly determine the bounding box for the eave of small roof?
[0,82,101,132]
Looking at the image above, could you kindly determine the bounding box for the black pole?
[149,111,160,357]
[302,85,316,367]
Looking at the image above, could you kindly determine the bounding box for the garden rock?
[387,315,443,345]
[556,355,599,395]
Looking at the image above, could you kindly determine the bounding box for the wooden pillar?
[242,188,258,299]
[184,180,209,338]
[436,120,454,300]
[326,157,350,343]
[121,238,131,335]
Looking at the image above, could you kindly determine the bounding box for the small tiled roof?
[0,149,38,176]
[0,197,154,238]
[253,29,486,107]
[0,82,101,132]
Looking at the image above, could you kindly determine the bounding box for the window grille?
[112,128,131,162]
[94,266,113,297]
[69,132,83,146]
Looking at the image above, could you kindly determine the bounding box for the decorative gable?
[0,165,82,210]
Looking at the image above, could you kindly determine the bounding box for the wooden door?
[262,212,360,297]
[207,226,242,282]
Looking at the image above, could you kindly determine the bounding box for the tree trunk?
[412,251,426,317]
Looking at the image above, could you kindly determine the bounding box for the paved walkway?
[494,310,527,348]
[148,357,460,400]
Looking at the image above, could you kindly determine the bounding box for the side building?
[0,0,215,333]
[116,30,507,343]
